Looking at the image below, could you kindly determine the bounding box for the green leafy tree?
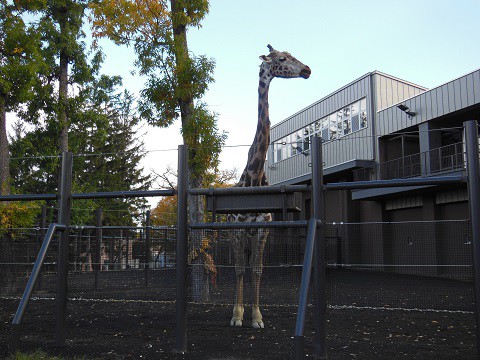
[90,0,226,301]
[0,0,44,195]
[0,0,45,291]
[89,0,227,220]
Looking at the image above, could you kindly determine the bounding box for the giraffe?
[227,45,311,329]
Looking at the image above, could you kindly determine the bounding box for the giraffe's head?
[259,44,311,80]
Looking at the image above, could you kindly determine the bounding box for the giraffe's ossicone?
[229,45,311,329]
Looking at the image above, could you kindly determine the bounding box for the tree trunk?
[58,28,69,152]
[171,0,209,301]
[0,96,13,292]
[0,96,9,195]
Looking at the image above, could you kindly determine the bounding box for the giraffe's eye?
[279,57,286,62]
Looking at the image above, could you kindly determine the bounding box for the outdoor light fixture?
[397,104,417,118]
[292,145,309,156]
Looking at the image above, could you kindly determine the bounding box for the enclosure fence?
[1,220,473,310]
[2,121,480,359]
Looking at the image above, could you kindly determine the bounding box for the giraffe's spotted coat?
[229,45,310,329]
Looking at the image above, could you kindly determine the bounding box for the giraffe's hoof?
[230,319,243,327]
[252,320,265,329]
[252,321,264,329]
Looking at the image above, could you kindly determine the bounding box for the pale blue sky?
[10,0,480,193]
[97,0,480,179]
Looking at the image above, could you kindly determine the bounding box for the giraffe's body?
[228,45,310,329]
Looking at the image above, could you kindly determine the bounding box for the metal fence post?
[312,135,326,359]
[126,232,130,269]
[175,144,188,353]
[145,210,151,286]
[55,152,73,347]
[95,208,102,289]
[464,120,480,358]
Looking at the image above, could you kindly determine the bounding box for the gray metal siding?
[267,75,374,184]
[374,73,426,111]
[376,69,480,137]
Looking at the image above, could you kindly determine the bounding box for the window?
[360,98,367,129]
[271,97,368,163]
[351,101,360,132]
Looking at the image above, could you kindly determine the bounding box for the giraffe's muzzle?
[300,67,311,79]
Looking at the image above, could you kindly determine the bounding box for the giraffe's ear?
[259,55,271,63]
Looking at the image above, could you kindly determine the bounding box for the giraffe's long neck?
[237,64,273,188]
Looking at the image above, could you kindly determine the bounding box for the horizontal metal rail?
[72,189,175,199]
[0,189,175,202]
[189,220,309,230]
[0,193,57,201]
[189,184,310,196]
[69,225,172,230]
[324,174,466,190]
[295,218,318,360]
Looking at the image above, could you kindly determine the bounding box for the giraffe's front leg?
[231,238,246,327]
[231,273,244,327]
[251,231,268,329]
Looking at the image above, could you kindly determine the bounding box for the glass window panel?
[320,117,329,141]
[336,111,343,137]
[351,101,360,132]
[360,98,367,129]
[330,114,338,140]
[342,106,351,135]
[281,145,287,160]
[303,136,310,151]
[286,135,292,158]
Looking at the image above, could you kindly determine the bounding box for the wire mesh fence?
[0,219,476,359]
[0,220,474,311]
[324,220,473,312]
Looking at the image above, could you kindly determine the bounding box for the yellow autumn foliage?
[0,201,41,233]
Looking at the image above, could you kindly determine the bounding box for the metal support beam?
[464,120,480,358]
[0,193,57,201]
[10,223,66,352]
[37,206,47,291]
[71,189,175,199]
[189,221,309,230]
[55,152,73,347]
[145,210,151,287]
[190,184,310,196]
[325,174,465,190]
[94,208,102,290]
[312,136,326,359]
[175,145,188,353]
[294,218,318,360]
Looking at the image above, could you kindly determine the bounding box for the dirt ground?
[0,297,476,360]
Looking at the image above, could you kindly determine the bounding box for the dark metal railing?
[353,142,466,181]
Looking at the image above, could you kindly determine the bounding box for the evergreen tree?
[10,71,152,226]
[17,0,93,154]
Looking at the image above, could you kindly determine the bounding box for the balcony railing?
[353,142,466,182]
